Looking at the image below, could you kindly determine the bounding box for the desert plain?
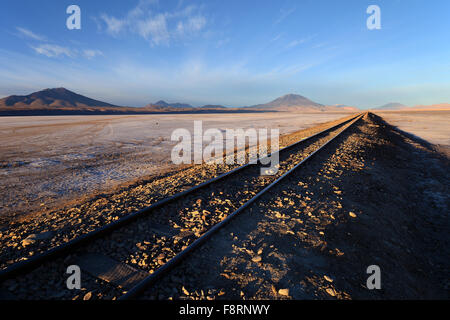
[0,110,448,300]
[0,111,361,223]
[373,110,450,146]
[1,110,448,224]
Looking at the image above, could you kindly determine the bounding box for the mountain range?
[246,94,358,112]
[0,88,134,115]
[0,88,227,115]
[0,88,362,115]
[1,88,120,109]
[4,87,448,116]
[152,100,194,109]
[144,100,226,110]
[373,102,408,110]
[371,102,450,111]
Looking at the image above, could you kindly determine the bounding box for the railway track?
[0,113,364,300]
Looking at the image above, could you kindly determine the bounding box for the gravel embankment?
[0,115,357,299]
[141,113,449,300]
[0,114,356,271]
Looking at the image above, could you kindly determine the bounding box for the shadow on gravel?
[372,112,450,159]
[300,112,450,299]
[158,112,449,300]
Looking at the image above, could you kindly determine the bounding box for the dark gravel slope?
[144,113,449,300]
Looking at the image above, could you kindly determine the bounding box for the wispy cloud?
[270,33,283,43]
[274,7,296,25]
[312,42,327,49]
[216,37,230,48]
[282,62,317,75]
[83,49,104,59]
[176,15,206,36]
[99,1,207,46]
[285,35,316,49]
[18,29,104,60]
[31,45,104,60]
[16,27,46,41]
[135,14,170,44]
[286,39,305,49]
[31,44,74,58]
[100,15,126,35]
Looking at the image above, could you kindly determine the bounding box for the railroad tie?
[75,253,148,290]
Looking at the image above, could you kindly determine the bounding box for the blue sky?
[1,0,449,109]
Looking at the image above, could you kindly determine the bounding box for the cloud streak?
[274,7,296,25]
[31,44,74,58]
[83,49,104,59]
[285,35,316,49]
[16,27,46,41]
[16,28,104,60]
[31,44,104,60]
[99,1,207,45]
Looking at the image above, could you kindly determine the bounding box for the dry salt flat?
[373,110,450,146]
[0,112,352,221]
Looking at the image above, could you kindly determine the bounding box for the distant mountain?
[405,103,450,111]
[0,88,360,116]
[249,94,322,109]
[374,103,450,111]
[0,88,263,115]
[152,100,193,109]
[149,101,226,110]
[374,102,408,110]
[371,102,450,111]
[330,104,360,112]
[0,88,144,115]
[0,87,120,109]
[247,94,359,112]
[153,100,170,107]
[200,104,226,109]
[143,102,230,112]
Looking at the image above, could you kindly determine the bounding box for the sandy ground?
[372,111,450,147]
[0,112,353,221]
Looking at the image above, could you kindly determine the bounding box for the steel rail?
[120,113,364,299]
[0,113,361,283]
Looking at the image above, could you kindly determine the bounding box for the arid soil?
[1,112,448,300]
[0,116,358,300]
[142,113,449,300]
[0,114,356,270]
[373,110,450,147]
[0,112,353,222]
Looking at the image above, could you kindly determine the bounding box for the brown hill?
[370,102,450,111]
[0,88,360,116]
[246,94,359,112]
[0,88,120,109]
[405,103,450,111]
[0,88,264,115]
[0,88,139,115]
[373,103,408,110]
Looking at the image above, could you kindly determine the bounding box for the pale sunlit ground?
[373,110,450,146]
[0,112,353,218]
